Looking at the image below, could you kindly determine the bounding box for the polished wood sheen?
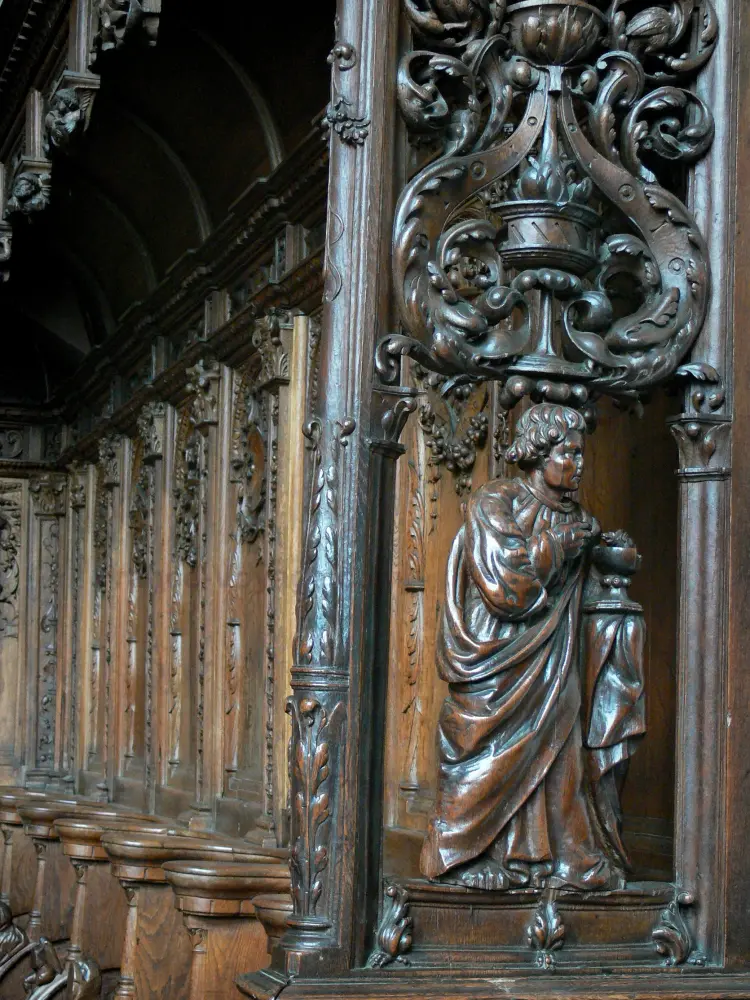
[0,0,745,997]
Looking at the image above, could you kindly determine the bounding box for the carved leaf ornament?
[381,0,717,404]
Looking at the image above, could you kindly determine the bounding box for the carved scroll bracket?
[652,890,705,967]
[367,884,413,968]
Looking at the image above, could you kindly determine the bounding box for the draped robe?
[420,477,645,889]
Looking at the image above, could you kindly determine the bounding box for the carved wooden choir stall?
[0,0,747,998]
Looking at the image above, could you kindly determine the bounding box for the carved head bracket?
[381,0,719,409]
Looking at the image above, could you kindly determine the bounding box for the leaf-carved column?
[239,0,413,992]
[185,360,224,827]
[26,475,67,789]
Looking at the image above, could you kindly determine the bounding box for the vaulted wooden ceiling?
[0,0,333,404]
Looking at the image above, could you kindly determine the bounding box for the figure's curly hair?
[505,404,586,469]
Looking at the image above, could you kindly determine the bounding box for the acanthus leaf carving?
[286,697,344,923]
[251,309,290,390]
[0,483,22,639]
[386,0,719,402]
[527,894,566,970]
[367,884,413,968]
[296,418,356,666]
[29,475,66,516]
[652,890,704,967]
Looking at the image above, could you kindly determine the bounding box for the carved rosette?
[381,0,719,408]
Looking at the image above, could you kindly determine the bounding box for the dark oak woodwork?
[0,0,745,997]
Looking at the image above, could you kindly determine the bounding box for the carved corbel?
[6,167,51,216]
[98,434,123,488]
[44,79,100,157]
[186,360,221,432]
[92,0,161,59]
[137,401,167,464]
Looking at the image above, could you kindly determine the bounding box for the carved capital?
[251,309,290,389]
[29,475,66,516]
[371,387,418,457]
[669,415,731,480]
[137,401,167,463]
[98,434,122,487]
[186,360,221,430]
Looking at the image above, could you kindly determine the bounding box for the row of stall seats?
[0,789,292,999]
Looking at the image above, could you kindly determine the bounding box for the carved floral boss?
[381,0,717,403]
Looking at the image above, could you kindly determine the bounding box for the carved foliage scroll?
[30,476,66,770]
[383,0,718,404]
[0,483,22,639]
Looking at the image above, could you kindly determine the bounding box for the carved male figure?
[421,404,645,891]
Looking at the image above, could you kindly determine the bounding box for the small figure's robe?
[420,478,645,889]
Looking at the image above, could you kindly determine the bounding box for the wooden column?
[26,474,67,788]
[241,0,414,990]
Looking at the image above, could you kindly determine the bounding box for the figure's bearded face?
[541,430,584,492]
